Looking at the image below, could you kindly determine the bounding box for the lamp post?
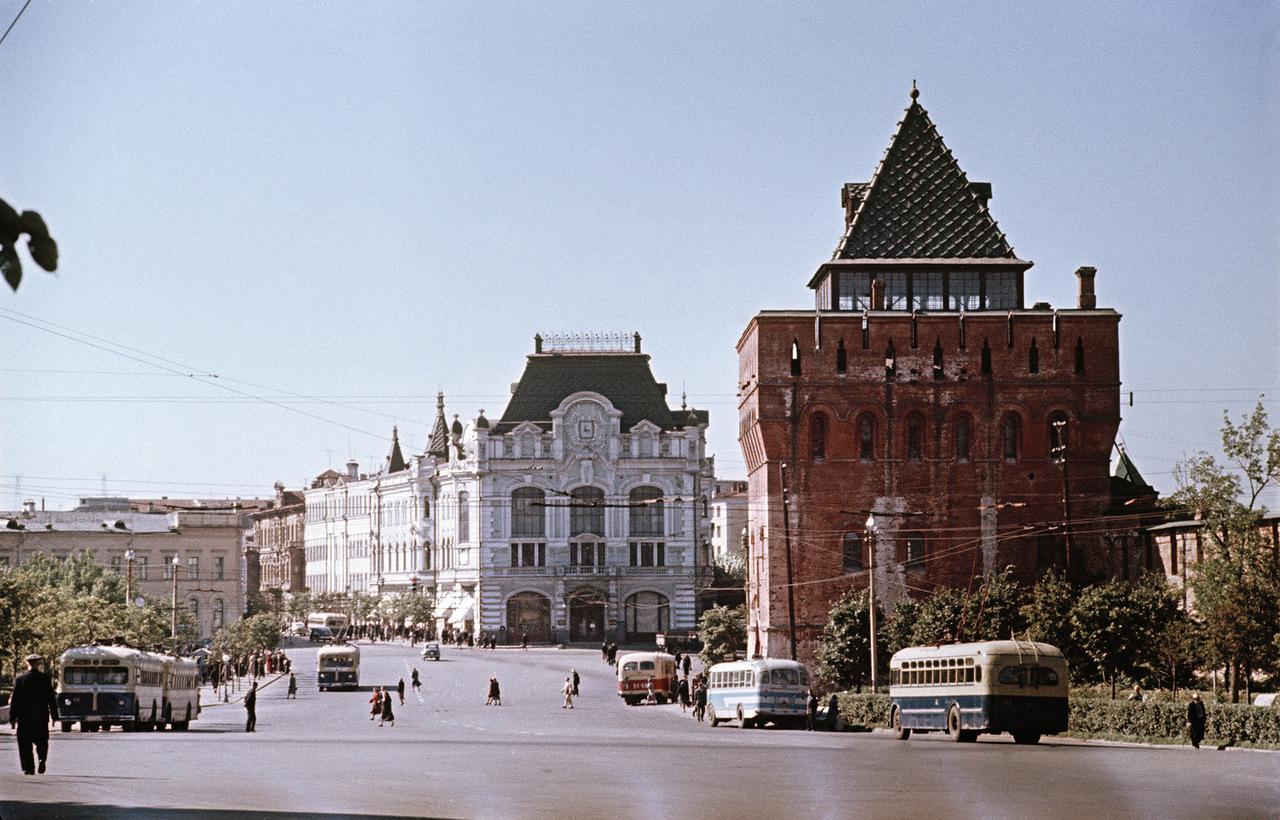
[124,548,136,605]
[865,514,879,694]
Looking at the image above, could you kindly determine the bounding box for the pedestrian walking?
[411,668,421,693]
[287,673,297,699]
[244,681,258,732]
[370,687,383,720]
[678,677,690,713]
[397,677,405,706]
[682,654,691,678]
[8,654,58,775]
[645,677,656,705]
[694,682,707,722]
[521,633,529,650]
[561,677,575,709]
[602,641,609,663]
[571,668,580,697]
[806,690,818,731]
[1187,693,1207,749]
[380,688,395,726]
[487,677,502,706]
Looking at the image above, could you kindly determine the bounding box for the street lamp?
[124,548,136,604]
[865,513,879,694]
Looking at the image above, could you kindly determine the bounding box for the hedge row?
[834,692,1280,746]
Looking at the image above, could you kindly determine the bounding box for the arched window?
[457,491,470,543]
[906,414,924,462]
[790,340,802,377]
[187,598,200,626]
[1029,338,1040,374]
[570,487,605,537]
[511,487,546,537]
[212,598,225,629]
[629,486,664,537]
[520,431,536,457]
[1049,412,1069,463]
[836,339,847,375]
[954,416,971,462]
[1003,415,1021,462]
[811,415,826,461]
[1075,337,1086,374]
[842,533,863,572]
[859,415,876,462]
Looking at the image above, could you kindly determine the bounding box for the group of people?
[368,685,397,726]
[205,649,291,689]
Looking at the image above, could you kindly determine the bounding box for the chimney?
[870,278,885,310]
[346,461,359,480]
[1076,266,1097,309]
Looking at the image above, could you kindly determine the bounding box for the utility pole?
[171,560,179,649]
[866,513,879,694]
[780,463,797,661]
[1053,419,1074,578]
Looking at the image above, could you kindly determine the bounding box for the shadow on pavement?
[1,803,454,820]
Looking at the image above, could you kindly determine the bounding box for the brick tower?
[738,87,1122,663]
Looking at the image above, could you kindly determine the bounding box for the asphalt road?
[2,640,1278,819]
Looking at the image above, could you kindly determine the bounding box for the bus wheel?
[737,706,749,729]
[891,707,910,740]
[61,721,73,733]
[947,705,965,742]
[1013,732,1041,745]
[162,704,172,730]
[708,706,720,727]
[78,721,91,732]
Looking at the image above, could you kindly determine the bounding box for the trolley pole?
[866,514,879,694]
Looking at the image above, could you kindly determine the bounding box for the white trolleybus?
[706,656,809,728]
[617,652,677,705]
[57,644,200,732]
[317,643,360,691]
[308,612,350,640]
[888,639,1069,744]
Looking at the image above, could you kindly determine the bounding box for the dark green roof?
[834,92,1017,261]
[495,353,702,433]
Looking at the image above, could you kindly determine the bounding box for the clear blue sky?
[2,2,1276,510]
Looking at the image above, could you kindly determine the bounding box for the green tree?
[911,587,966,645]
[209,613,281,658]
[0,196,58,291]
[882,598,920,656]
[815,588,887,691]
[958,567,1026,642]
[698,604,746,665]
[1169,401,1280,702]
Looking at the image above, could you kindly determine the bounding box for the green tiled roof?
[834,92,1016,260]
[496,353,701,433]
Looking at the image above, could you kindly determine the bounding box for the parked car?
[310,626,334,643]
[422,642,440,660]
[289,622,308,637]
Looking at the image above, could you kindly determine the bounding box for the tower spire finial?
[910,80,918,101]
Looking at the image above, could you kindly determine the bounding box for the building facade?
[430,333,713,644]
[0,498,245,640]
[246,483,307,605]
[302,426,435,598]
[738,89,1126,663]
[708,480,748,561]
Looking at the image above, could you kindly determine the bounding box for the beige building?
[247,483,307,604]
[0,498,246,640]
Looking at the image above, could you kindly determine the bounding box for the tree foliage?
[698,604,746,665]
[209,613,281,658]
[815,588,887,691]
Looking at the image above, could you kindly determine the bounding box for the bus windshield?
[64,667,129,685]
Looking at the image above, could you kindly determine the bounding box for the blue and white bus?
[705,657,809,729]
[888,639,1069,744]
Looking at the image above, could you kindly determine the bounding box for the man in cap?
[9,654,58,775]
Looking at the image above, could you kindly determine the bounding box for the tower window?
[1075,337,1086,375]
[906,415,924,462]
[955,416,971,462]
[842,533,863,572]
[933,338,944,380]
[1003,415,1021,462]
[791,340,802,377]
[1029,338,1039,374]
[811,415,827,461]
[859,416,876,462]
[836,339,847,375]
[981,339,992,375]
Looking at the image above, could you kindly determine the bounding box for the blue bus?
[706,657,809,729]
[888,639,1069,744]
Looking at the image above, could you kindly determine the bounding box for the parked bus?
[57,644,180,732]
[705,657,809,728]
[308,612,350,639]
[888,639,1069,744]
[160,654,201,730]
[317,643,360,691]
[617,652,677,705]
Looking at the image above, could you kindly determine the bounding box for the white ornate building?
[430,333,714,644]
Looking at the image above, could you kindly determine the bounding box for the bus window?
[622,662,638,672]
[965,668,974,683]
[999,666,1027,685]
[772,668,799,686]
[1029,667,1059,687]
[640,661,655,671]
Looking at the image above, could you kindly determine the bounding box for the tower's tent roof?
[833,91,1019,262]
[495,353,689,433]
[426,393,449,458]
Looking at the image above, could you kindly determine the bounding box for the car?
[289,622,308,637]
[309,626,334,643]
[422,642,440,660]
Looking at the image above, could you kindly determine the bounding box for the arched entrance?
[567,587,607,643]
[506,591,551,644]
[624,590,670,643]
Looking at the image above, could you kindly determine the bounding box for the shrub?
[834,691,1280,745]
